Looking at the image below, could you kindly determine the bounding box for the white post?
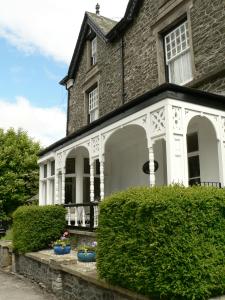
[100,157,104,200]
[218,139,225,187]
[39,165,44,205]
[82,207,86,227]
[67,207,71,226]
[61,167,65,205]
[55,172,59,204]
[90,159,95,202]
[46,161,51,205]
[94,206,99,228]
[74,207,78,227]
[76,154,83,204]
[149,146,155,187]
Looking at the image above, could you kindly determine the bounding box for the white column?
[181,108,189,187]
[100,157,105,200]
[148,146,155,187]
[218,140,225,187]
[39,165,45,206]
[46,161,51,205]
[58,172,62,204]
[55,172,59,204]
[76,154,83,204]
[166,105,187,186]
[90,159,95,202]
[61,167,66,205]
[39,165,43,205]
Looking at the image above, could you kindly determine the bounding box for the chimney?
[96,3,100,15]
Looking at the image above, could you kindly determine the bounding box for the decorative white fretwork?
[221,117,225,141]
[56,153,63,169]
[150,108,165,136]
[91,136,100,155]
[172,106,182,132]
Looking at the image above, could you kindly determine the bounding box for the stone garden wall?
[14,251,151,300]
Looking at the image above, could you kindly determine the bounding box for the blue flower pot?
[64,245,71,254]
[77,250,96,262]
[54,245,65,255]
[54,245,71,255]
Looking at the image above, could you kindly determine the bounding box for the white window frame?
[187,132,201,185]
[88,87,99,123]
[91,37,97,65]
[164,20,193,85]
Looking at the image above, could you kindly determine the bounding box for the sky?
[0,0,128,147]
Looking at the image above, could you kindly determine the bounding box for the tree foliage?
[0,128,40,215]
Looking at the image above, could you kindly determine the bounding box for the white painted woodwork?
[76,153,84,204]
[38,97,225,206]
[100,159,104,200]
[149,146,156,187]
[90,160,95,202]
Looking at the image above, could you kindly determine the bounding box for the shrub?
[97,186,225,300]
[13,205,66,253]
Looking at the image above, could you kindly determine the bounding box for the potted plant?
[53,231,71,255]
[77,241,97,262]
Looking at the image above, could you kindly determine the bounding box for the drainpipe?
[121,37,125,104]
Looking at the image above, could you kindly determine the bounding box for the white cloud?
[0,0,128,64]
[0,97,66,147]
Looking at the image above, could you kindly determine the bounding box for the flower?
[52,231,71,248]
[77,241,97,252]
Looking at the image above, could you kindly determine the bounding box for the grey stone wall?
[14,253,151,300]
[67,0,225,135]
[62,272,131,300]
[67,36,122,135]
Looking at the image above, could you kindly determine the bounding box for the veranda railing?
[64,202,99,231]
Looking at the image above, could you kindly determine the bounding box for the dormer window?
[91,37,97,66]
[88,86,99,122]
[164,20,193,85]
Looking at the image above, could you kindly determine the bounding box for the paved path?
[0,270,57,300]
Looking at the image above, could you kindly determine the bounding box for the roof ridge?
[86,11,118,24]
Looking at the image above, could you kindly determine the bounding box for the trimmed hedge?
[13,205,66,253]
[97,186,225,300]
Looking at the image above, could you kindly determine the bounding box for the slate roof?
[87,12,117,35]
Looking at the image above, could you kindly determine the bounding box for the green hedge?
[97,186,225,300]
[13,205,66,253]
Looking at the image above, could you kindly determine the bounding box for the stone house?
[38,0,225,229]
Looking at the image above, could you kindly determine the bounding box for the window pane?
[91,37,97,65]
[44,164,47,178]
[94,177,100,200]
[51,161,55,176]
[169,50,192,84]
[65,177,76,204]
[88,87,99,122]
[66,158,75,174]
[187,132,199,153]
[164,20,190,62]
[84,158,90,174]
[96,159,100,175]
[83,177,90,203]
[83,177,100,203]
[188,155,200,179]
